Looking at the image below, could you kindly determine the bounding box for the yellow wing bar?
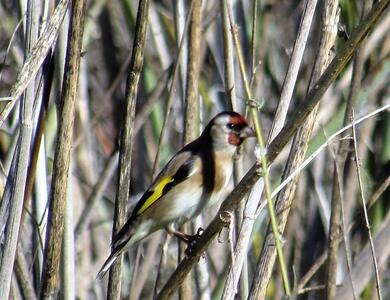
[136,176,174,215]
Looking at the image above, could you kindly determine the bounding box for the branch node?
[255,145,267,161]
[219,210,233,227]
[246,97,263,110]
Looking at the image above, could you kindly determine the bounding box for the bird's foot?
[168,227,204,256]
[183,227,204,256]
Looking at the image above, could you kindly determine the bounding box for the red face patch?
[228,132,243,145]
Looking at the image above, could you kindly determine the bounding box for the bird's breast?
[213,153,233,192]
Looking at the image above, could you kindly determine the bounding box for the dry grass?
[0,0,389,299]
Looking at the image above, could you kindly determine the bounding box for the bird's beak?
[240,126,256,138]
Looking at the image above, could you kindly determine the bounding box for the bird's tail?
[96,243,128,280]
[96,252,119,280]
[97,221,138,280]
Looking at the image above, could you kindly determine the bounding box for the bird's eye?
[227,123,240,131]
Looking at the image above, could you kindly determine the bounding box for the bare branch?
[106,0,151,299]
[156,1,390,298]
[40,0,87,298]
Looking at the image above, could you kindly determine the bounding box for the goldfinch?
[97,111,254,279]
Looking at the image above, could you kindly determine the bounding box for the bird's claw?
[183,227,204,256]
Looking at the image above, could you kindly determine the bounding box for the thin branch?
[351,110,382,300]
[226,0,292,295]
[296,119,390,292]
[183,0,201,145]
[250,0,337,298]
[267,0,389,163]
[106,0,151,299]
[266,0,319,145]
[367,175,390,208]
[298,253,327,293]
[15,249,37,300]
[0,0,69,126]
[0,0,40,298]
[249,0,258,86]
[271,104,390,199]
[179,0,203,298]
[151,1,194,175]
[74,68,170,241]
[221,0,237,110]
[155,1,390,298]
[150,2,196,297]
[0,15,25,83]
[74,151,118,241]
[23,52,54,219]
[40,0,87,297]
[336,210,390,299]
[326,0,372,297]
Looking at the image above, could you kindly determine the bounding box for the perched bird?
[97,111,255,279]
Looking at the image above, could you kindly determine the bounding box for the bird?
[97,111,255,279]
